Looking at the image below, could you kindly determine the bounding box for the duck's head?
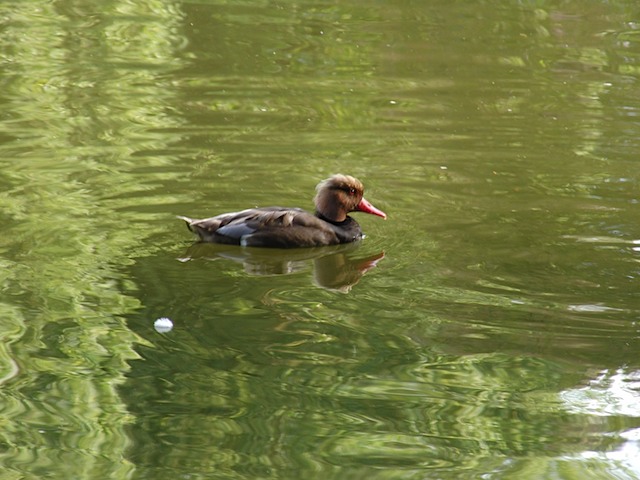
[314,174,387,223]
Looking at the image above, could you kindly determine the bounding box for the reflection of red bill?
[355,251,386,274]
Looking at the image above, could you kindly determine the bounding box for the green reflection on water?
[1,0,639,479]
[0,0,188,477]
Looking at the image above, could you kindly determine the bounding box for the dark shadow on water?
[178,242,385,293]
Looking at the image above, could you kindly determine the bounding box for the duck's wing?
[219,207,320,229]
[219,208,342,247]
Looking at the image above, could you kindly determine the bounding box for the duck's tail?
[176,215,195,232]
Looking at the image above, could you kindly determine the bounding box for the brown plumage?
[178,174,386,248]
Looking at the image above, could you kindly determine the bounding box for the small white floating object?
[154,317,174,333]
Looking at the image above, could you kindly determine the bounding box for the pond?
[0,1,639,479]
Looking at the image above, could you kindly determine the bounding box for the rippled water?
[1,1,639,479]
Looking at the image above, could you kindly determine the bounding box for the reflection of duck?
[179,243,385,293]
[311,250,385,293]
[178,174,386,248]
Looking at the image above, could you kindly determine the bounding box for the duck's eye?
[348,187,356,195]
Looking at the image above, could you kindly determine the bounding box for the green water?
[1,1,639,479]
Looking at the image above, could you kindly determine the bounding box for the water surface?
[0,1,639,479]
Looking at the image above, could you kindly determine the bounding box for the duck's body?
[179,207,363,248]
[179,174,386,248]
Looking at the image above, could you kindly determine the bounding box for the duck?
[178,174,386,248]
